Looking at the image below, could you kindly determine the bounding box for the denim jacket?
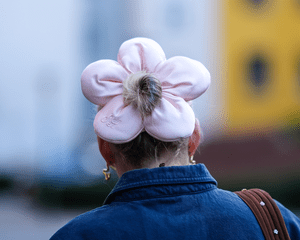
[50,164,300,240]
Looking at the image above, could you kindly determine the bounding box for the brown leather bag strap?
[235,189,291,240]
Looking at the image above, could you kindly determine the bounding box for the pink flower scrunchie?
[81,37,210,143]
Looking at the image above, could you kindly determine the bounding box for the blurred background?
[0,0,299,239]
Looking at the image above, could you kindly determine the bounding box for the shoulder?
[274,200,300,239]
[221,188,300,239]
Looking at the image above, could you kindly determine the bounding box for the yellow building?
[224,0,300,136]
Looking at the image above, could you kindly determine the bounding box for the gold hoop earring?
[189,155,196,165]
[103,164,111,181]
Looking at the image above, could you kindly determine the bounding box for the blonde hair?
[123,71,162,119]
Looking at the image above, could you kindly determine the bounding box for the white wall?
[0,1,82,166]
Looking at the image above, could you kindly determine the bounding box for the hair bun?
[123,71,162,118]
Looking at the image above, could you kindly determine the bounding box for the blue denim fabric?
[50,164,300,240]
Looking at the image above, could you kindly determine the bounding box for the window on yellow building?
[244,0,274,13]
[246,53,269,93]
[297,58,300,89]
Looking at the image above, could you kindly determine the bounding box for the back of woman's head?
[81,37,210,167]
[103,72,188,168]
[121,72,165,167]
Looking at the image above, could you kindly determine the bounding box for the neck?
[141,153,189,169]
[114,150,190,177]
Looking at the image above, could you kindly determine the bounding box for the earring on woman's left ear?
[189,155,196,165]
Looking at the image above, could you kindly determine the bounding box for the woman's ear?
[188,118,201,157]
[97,136,115,166]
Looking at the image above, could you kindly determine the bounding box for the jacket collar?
[104,163,217,205]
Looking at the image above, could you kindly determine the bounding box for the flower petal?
[144,93,195,141]
[117,38,166,74]
[81,60,128,106]
[154,56,211,101]
[94,95,144,143]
